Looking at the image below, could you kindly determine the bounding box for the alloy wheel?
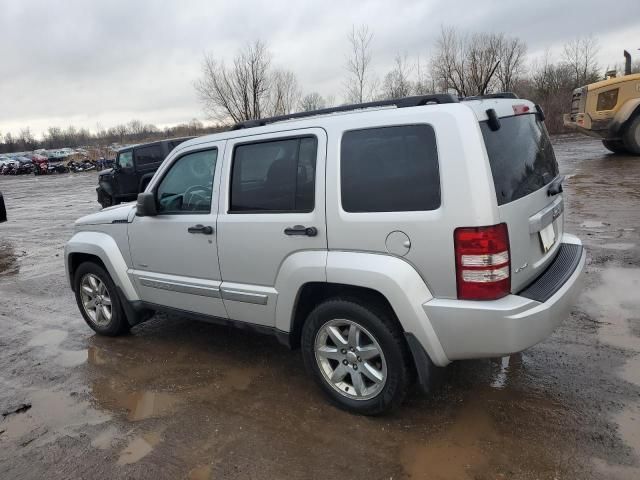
[314,319,387,400]
[79,273,113,327]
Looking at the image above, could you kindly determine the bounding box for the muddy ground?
[0,135,639,480]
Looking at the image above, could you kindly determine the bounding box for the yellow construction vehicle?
[564,50,640,154]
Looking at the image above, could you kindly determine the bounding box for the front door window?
[156,149,217,214]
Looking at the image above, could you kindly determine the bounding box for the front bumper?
[423,234,585,361]
[563,113,612,139]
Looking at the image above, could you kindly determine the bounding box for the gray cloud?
[1,0,638,137]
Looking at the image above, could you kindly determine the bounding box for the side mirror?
[136,192,157,217]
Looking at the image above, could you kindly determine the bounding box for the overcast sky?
[1,0,638,138]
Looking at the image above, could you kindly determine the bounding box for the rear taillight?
[454,223,510,300]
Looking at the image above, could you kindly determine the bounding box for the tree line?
[195,26,637,134]
[2,25,636,154]
[0,119,223,155]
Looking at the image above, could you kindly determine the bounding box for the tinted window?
[117,151,133,169]
[230,137,317,213]
[157,149,217,214]
[480,114,559,205]
[341,125,440,212]
[135,144,164,167]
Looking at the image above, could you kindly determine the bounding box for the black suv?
[0,191,6,222]
[97,137,192,208]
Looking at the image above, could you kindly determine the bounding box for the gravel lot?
[0,135,639,479]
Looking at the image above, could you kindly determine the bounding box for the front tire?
[602,139,627,154]
[301,298,412,415]
[623,115,640,155]
[73,262,129,336]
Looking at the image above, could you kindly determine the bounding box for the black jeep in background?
[0,191,6,222]
[97,137,192,208]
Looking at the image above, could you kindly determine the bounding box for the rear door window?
[135,144,165,167]
[340,125,440,212]
[230,136,317,213]
[480,114,559,205]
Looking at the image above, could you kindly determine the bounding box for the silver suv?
[65,94,585,414]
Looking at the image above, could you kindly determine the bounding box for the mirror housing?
[136,192,157,217]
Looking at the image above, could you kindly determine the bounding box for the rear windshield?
[480,114,559,205]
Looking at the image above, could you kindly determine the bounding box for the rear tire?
[301,298,412,415]
[622,115,640,155]
[602,139,627,155]
[73,262,130,336]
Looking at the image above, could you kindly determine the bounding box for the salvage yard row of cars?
[65,93,585,414]
[0,154,105,175]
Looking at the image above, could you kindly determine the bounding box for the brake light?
[454,223,510,300]
[512,104,530,115]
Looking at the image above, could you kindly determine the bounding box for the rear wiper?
[547,175,565,196]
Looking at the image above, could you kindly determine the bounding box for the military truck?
[564,50,640,155]
[97,137,192,208]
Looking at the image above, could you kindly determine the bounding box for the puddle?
[91,425,121,450]
[57,349,88,367]
[584,266,640,477]
[489,355,518,389]
[401,399,497,479]
[581,220,608,228]
[223,365,258,391]
[0,388,109,447]
[602,243,636,251]
[620,355,640,387]
[91,380,180,421]
[584,267,640,351]
[28,329,68,347]
[188,465,212,480]
[28,329,87,367]
[117,431,162,465]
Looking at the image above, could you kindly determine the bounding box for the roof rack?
[232,94,459,130]
[462,92,519,101]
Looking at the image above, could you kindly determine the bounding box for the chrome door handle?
[188,224,214,235]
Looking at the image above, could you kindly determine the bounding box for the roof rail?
[232,94,459,130]
[462,92,519,101]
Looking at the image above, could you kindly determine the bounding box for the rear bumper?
[423,234,585,361]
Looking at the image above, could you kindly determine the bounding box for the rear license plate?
[539,223,556,253]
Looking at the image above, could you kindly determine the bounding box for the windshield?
[480,113,559,205]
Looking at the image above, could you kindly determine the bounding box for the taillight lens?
[454,223,510,300]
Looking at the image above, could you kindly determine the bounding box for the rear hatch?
[478,105,563,292]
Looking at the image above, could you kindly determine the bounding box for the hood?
[98,167,114,177]
[76,203,136,226]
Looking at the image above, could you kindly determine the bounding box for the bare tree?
[195,41,272,124]
[466,33,502,95]
[299,92,326,111]
[529,52,575,133]
[269,69,301,116]
[414,55,435,95]
[380,53,414,99]
[18,127,35,151]
[496,36,527,92]
[344,24,377,103]
[563,36,600,88]
[127,119,145,139]
[432,27,520,96]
